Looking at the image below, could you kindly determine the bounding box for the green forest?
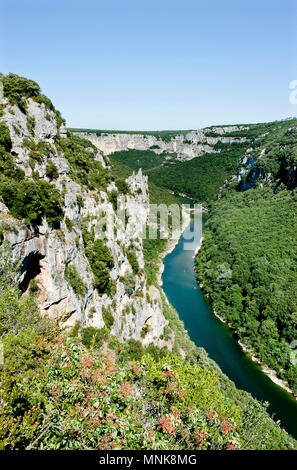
[195,120,297,394]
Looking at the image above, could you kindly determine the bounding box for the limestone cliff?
[0,79,171,349]
[74,126,248,162]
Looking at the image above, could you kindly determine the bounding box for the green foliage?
[121,272,136,295]
[45,161,59,180]
[126,250,139,274]
[0,241,51,341]
[115,177,130,194]
[0,122,12,151]
[109,156,181,207]
[26,115,35,135]
[0,129,62,226]
[102,306,114,329]
[140,324,149,338]
[109,144,252,204]
[148,145,250,204]
[110,149,165,171]
[65,217,74,231]
[0,334,295,450]
[196,187,297,393]
[83,232,114,296]
[56,133,112,191]
[0,239,295,450]
[143,227,167,285]
[81,327,108,349]
[69,128,192,142]
[0,126,24,181]
[108,189,119,211]
[64,264,87,296]
[0,177,63,226]
[0,73,64,125]
[0,73,41,113]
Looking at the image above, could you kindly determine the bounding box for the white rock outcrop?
[75,125,249,162]
[0,88,172,349]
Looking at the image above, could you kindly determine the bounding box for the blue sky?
[2,0,297,129]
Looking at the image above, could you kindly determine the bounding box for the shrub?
[102,306,114,329]
[126,251,139,274]
[0,141,24,181]
[0,178,63,226]
[84,238,114,295]
[109,189,119,211]
[26,116,35,135]
[45,161,59,180]
[65,217,74,231]
[122,272,136,295]
[140,324,149,338]
[0,73,64,124]
[126,338,144,360]
[0,122,11,152]
[64,264,87,296]
[115,177,130,194]
[0,73,41,113]
[76,195,83,208]
[81,327,108,349]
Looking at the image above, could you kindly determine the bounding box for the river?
[161,213,297,440]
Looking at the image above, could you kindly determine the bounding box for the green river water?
[162,214,297,439]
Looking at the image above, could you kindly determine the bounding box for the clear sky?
[2,0,297,130]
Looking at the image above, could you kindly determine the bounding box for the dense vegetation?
[110,149,166,171]
[109,145,251,205]
[0,123,63,226]
[148,145,249,204]
[55,133,112,191]
[195,120,297,394]
[196,188,297,393]
[0,242,296,450]
[109,120,297,205]
[82,225,115,296]
[0,73,65,127]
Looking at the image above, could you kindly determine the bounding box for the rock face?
[0,87,172,349]
[75,126,249,162]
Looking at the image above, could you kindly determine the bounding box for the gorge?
[0,73,297,450]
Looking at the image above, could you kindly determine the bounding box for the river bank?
[162,216,297,438]
[195,240,297,401]
[157,206,191,286]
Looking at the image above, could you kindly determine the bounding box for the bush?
[64,264,87,296]
[26,116,35,135]
[115,177,130,194]
[45,161,59,180]
[0,73,63,124]
[65,217,74,231]
[0,178,63,226]
[84,238,114,295]
[126,251,139,274]
[102,306,114,329]
[0,122,11,152]
[122,272,136,295]
[109,189,119,211]
[81,327,108,349]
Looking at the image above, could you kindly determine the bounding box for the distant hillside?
[74,120,297,205]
